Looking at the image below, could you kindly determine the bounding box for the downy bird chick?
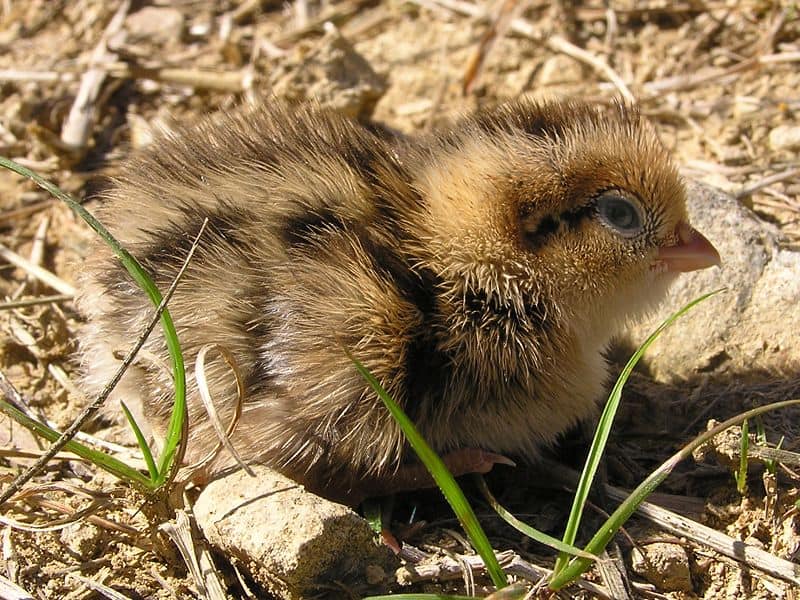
[77,99,720,503]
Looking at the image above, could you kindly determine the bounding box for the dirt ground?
[0,0,799,598]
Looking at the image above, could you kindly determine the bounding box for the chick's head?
[413,100,719,340]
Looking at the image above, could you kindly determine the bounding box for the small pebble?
[60,522,105,560]
[768,125,800,152]
[125,7,185,44]
[630,542,693,592]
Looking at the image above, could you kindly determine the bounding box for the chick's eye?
[596,193,642,236]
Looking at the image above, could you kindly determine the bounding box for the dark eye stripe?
[523,203,594,247]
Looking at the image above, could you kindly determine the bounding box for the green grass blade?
[0,155,186,486]
[553,289,723,576]
[0,398,152,488]
[348,351,508,589]
[549,396,800,589]
[120,401,159,480]
[754,418,778,475]
[367,595,477,600]
[362,497,386,535]
[474,476,596,560]
[736,419,749,494]
[367,585,529,600]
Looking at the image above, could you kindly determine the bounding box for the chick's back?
[79,103,428,493]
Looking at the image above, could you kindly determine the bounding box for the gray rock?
[193,466,396,599]
[624,180,800,381]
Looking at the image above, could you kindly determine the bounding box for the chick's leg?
[357,448,515,500]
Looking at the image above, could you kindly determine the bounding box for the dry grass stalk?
[0,65,255,92]
[0,243,76,296]
[60,0,131,152]
[0,482,108,532]
[10,215,51,300]
[644,52,800,97]
[109,64,255,92]
[595,548,633,600]
[274,0,373,46]
[159,510,227,600]
[0,200,55,225]
[0,218,206,507]
[411,0,636,102]
[735,167,800,200]
[185,343,252,478]
[397,544,659,599]
[0,449,79,462]
[0,574,33,600]
[0,70,78,83]
[65,574,132,600]
[462,0,518,96]
[605,485,800,587]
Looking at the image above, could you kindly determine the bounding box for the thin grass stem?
[552,289,723,576]
[348,350,508,589]
[549,397,800,589]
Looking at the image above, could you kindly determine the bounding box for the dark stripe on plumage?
[92,201,256,314]
[470,100,605,141]
[139,202,254,267]
[524,202,596,249]
[280,208,348,247]
[346,229,450,422]
[242,301,284,402]
[279,130,415,249]
[342,138,385,190]
[462,288,550,339]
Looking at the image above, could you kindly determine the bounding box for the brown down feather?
[77,98,691,502]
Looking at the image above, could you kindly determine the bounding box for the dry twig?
[0,295,71,310]
[605,486,800,587]
[643,52,800,97]
[0,200,55,225]
[0,242,75,296]
[60,1,130,151]
[159,510,227,600]
[410,0,636,102]
[735,167,800,200]
[462,0,518,96]
[0,574,33,600]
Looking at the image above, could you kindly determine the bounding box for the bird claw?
[440,448,516,476]
[346,447,516,504]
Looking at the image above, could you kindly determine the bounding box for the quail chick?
[77,100,720,503]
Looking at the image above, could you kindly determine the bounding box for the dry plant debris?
[0,1,798,598]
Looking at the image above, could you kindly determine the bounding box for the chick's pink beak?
[656,222,721,273]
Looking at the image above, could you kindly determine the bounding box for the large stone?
[193,466,396,599]
[624,180,800,381]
